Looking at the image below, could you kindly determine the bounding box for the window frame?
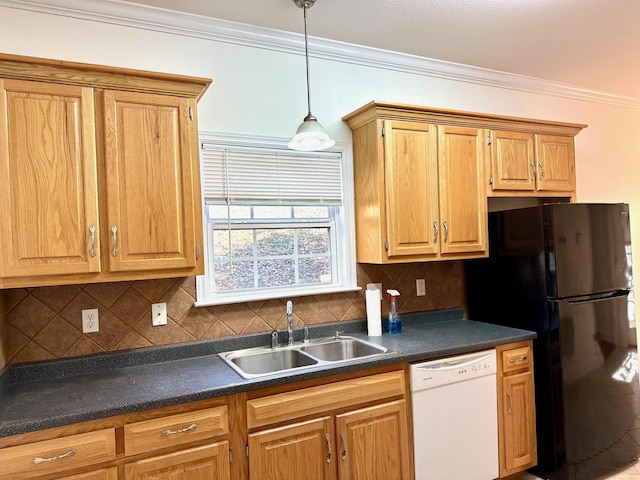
[195,132,359,306]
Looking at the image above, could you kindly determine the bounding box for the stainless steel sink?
[301,337,387,361]
[219,335,392,379]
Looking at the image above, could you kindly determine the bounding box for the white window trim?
[195,132,359,306]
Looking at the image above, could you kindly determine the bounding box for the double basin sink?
[219,335,393,379]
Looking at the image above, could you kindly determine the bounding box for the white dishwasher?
[410,349,499,480]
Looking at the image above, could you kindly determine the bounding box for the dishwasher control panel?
[410,349,497,390]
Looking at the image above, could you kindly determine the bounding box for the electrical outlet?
[82,308,99,333]
[416,278,426,296]
[152,303,167,326]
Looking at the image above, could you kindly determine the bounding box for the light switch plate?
[152,302,167,326]
[416,279,426,296]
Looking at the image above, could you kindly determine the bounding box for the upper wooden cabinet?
[343,103,487,263]
[0,53,211,288]
[343,102,586,264]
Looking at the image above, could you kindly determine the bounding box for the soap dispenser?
[387,289,401,334]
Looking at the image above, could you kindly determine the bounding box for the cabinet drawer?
[247,370,406,429]
[124,406,228,456]
[0,429,116,480]
[502,346,532,373]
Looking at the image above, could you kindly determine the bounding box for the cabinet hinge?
[487,135,492,146]
[189,106,194,120]
[195,245,200,261]
[384,239,389,251]
[489,175,493,186]
[381,126,385,137]
[229,448,233,463]
[245,443,249,458]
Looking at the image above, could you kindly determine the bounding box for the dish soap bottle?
[387,289,401,334]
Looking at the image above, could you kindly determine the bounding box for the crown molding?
[2,0,639,109]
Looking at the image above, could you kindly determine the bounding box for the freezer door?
[555,291,639,477]
[549,203,633,298]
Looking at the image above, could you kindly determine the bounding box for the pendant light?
[288,0,335,151]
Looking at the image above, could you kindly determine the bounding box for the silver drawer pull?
[507,389,513,414]
[509,355,528,364]
[340,430,347,460]
[433,221,439,243]
[326,432,332,464]
[443,220,449,244]
[33,449,76,465]
[162,423,198,436]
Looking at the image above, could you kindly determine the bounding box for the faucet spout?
[286,300,294,345]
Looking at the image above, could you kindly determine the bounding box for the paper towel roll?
[366,288,382,336]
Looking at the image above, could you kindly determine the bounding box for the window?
[195,133,358,306]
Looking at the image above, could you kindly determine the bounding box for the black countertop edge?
[0,309,536,438]
[2,307,464,386]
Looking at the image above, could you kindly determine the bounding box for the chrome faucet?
[287,300,294,345]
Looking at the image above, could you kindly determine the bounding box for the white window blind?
[201,144,343,206]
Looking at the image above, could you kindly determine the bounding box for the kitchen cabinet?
[343,102,586,264]
[124,442,230,480]
[246,370,412,480]
[0,53,210,288]
[0,429,116,480]
[496,341,537,478]
[488,130,578,195]
[59,467,118,480]
[343,104,487,263]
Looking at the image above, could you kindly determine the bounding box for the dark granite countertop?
[0,308,535,438]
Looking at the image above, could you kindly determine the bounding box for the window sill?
[194,284,362,307]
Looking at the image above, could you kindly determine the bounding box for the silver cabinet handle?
[33,449,76,465]
[110,225,118,256]
[506,389,513,414]
[443,221,449,243]
[433,221,439,243]
[509,355,528,364]
[530,161,536,181]
[89,225,96,257]
[162,423,198,436]
[340,431,347,461]
[326,432,332,464]
[538,162,545,181]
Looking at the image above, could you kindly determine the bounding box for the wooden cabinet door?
[500,371,536,475]
[0,79,100,278]
[383,120,439,258]
[489,131,536,191]
[59,467,118,480]
[437,125,487,256]
[125,442,230,480]
[103,90,199,273]
[248,417,334,480]
[534,134,576,192]
[335,400,411,480]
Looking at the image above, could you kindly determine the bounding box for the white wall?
[2,4,640,305]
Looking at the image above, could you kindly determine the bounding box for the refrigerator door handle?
[564,289,630,305]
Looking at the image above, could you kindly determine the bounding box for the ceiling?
[123,0,640,100]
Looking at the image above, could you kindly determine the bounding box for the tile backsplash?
[0,262,465,366]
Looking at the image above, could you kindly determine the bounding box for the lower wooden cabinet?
[335,400,410,480]
[124,442,230,480]
[248,417,333,480]
[0,369,413,480]
[246,370,411,480]
[497,341,537,478]
[59,467,118,480]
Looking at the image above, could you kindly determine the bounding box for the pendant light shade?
[288,0,335,152]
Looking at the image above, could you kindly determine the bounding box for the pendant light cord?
[303,4,312,118]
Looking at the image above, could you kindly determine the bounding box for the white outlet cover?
[416,278,426,296]
[82,308,99,333]
[152,302,168,326]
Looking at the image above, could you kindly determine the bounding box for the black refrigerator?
[466,203,639,480]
